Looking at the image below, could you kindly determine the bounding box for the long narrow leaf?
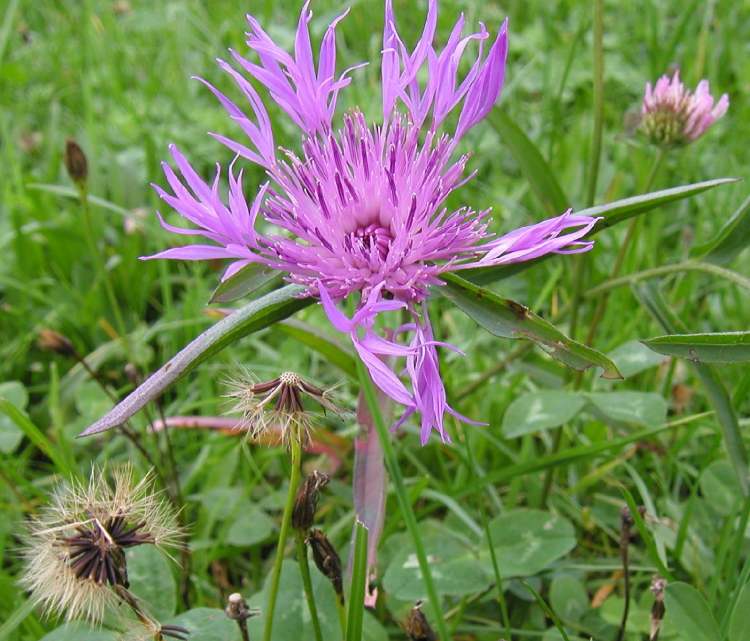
[634,283,749,495]
[79,285,310,436]
[346,521,369,641]
[464,177,738,285]
[440,273,622,379]
[693,193,750,265]
[642,331,750,363]
[210,263,282,303]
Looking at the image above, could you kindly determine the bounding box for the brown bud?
[649,576,667,641]
[404,602,437,641]
[292,470,330,531]
[307,529,343,599]
[64,139,88,186]
[37,329,77,358]
[225,592,257,622]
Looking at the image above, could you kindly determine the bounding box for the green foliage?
[2,0,750,639]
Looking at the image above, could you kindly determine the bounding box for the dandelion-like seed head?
[640,70,729,147]
[224,371,341,446]
[21,466,182,624]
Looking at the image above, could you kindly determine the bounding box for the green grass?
[1,1,749,640]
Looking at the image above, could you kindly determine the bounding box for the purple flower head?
[145,1,599,444]
[641,70,729,147]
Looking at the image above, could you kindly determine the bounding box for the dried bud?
[649,575,667,641]
[292,470,330,531]
[404,602,437,641]
[224,592,258,622]
[307,529,343,600]
[37,329,77,358]
[64,139,88,186]
[225,371,341,447]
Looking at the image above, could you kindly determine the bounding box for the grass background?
[1,0,749,639]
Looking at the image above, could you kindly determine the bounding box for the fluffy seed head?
[640,70,728,147]
[224,371,342,446]
[21,466,182,623]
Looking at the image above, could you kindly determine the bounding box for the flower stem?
[357,361,450,641]
[263,437,302,641]
[295,532,324,641]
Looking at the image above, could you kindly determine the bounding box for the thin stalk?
[584,149,665,345]
[295,533,324,641]
[263,437,303,641]
[345,521,369,641]
[569,0,604,341]
[357,361,450,641]
[79,184,127,339]
[485,523,512,641]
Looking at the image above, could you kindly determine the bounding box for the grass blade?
[642,331,750,363]
[346,521,369,641]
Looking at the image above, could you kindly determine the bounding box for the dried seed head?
[306,529,343,599]
[21,465,182,623]
[37,329,77,358]
[224,370,342,447]
[64,139,88,186]
[292,470,330,531]
[404,602,437,641]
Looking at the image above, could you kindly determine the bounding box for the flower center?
[347,223,393,261]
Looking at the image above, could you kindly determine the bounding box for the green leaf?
[699,460,742,517]
[488,109,569,215]
[549,576,589,623]
[346,521,369,641]
[247,560,343,641]
[209,263,282,303]
[728,581,750,641]
[0,381,27,453]
[586,391,667,427]
[164,608,241,641]
[502,391,586,437]
[383,522,490,600]
[126,545,177,621]
[226,506,275,547]
[80,284,311,436]
[38,623,119,641]
[664,582,720,641]
[441,273,622,379]
[484,509,576,577]
[607,339,666,378]
[275,319,357,379]
[694,193,750,265]
[462,177,737,285]
[642,331,750,363]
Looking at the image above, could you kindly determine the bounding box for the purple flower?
[641,70,729,147]
[145,0,599,444]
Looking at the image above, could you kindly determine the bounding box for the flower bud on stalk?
[225,592,258,641]
[307,529,344,603]
[649,576,667,641]
[292,470,330,532]
[37,328,77,358]
[404,602,437,641]
[64,139,88,187]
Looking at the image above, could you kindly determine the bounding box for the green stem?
[295,533,324,641]
[584,260,750,298]
[357,362,450,641]
[79,185,127,338]
[586,0,605,208]
[263,438,302,641]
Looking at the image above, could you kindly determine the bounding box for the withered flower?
[64,139,88,186]
[37,329,77,358]
[292,470,330,531]
[404,602,437,641]
[306,529,343,601]
[225,371,341,445]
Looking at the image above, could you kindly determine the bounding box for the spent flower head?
[21,466,182,624]
[146,0,600,443]
[224,371,341,445]
[640,70,728,147]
